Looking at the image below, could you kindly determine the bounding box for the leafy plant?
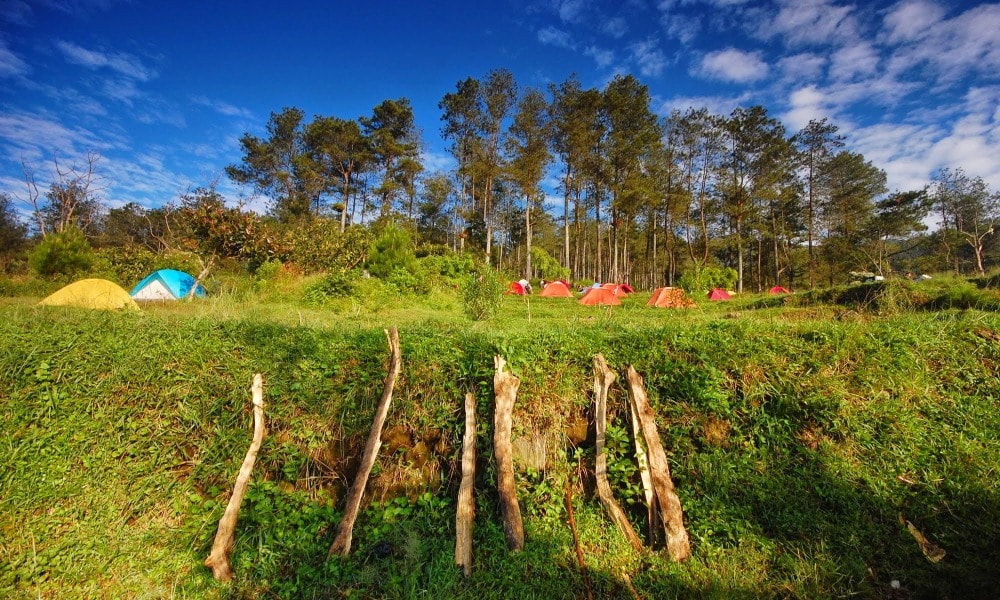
[28,225,96,277]
[461,264,506,320]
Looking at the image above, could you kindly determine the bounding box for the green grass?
[1,280,999,599]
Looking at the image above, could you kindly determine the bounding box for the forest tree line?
[3,69,999,290]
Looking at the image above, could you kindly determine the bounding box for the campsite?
[2,264,1000,600]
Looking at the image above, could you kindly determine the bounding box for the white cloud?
[558,0,587,24]
[585,45,615,69]
[882,0,945,43]
[55,40,155,82]
[829,42,879,81]
[629,38,667,77]
[538,26,575,49]
[776,52,826,81]
[661,13,700,45]
[694,48,768,83]
[782,85,834,131]
[191,96,253,119]
[603,17,628,38]
[0,40,29,78]
[755,0,859,47]
[882,3,1000,84]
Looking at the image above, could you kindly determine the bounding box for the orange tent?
[646,287,696,308]
[769,286,791,295]
[708,288,732,301]
[601,282,630,296]
[579,287,621,306]
[506,281,526,295]
[539,280,573,297]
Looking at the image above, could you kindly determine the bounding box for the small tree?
[462,264,506,321]
[366,225,417,279]
[0,193,28,271]
[29,225,96,277]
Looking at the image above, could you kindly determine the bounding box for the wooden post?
[328,326,402,557]
[204,373,265,581]
[626,366,691,562]
[493,355,524,551]
[630,399,660,545]
[593,354,644,552]
[455,391,477,575]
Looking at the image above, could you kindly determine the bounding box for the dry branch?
[626,366,691,562]
[630,398,660,544]
[204,373,266,581]
[593,355,644,553]
[328,326,402,557]
[565,481,593,600]
[455,391,477,576]
[493,355,524,551]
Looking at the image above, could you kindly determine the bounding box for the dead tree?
[329,326,402,556]
[204,373,266,581]
[626,366,690,561]
[592,354,644,552]
[493,355,524,551]
[455,391,477,576]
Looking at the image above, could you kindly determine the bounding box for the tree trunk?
[493,355,524,551]
[593,355,644,552]
[204,374,266,581]
[455,391,477,576]
[329,327,402,557]
[625,366,691,562]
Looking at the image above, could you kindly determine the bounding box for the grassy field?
[1,277,999,599]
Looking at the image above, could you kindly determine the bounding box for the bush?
[28,226,96,278]
[302,270,358,304]
[282,220,371,274]
[678,265,738,294]
[367,225,418,280]
[96,246,157,285]
[461,264,505,321]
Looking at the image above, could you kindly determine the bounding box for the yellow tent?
[38,278,139,311]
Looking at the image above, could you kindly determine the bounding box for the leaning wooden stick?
[593,355,644,553]
[329,326,402,557]
[493,355,524,551]
[455,391,477,576]
[626,366,691,562]
[630,398,660,545]
[204,373,266,581]
[565,480,593,600]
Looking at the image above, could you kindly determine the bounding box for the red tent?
[579,287,621,306]
[647,287,696,308]
[708,288,732,301]
[539,280,573,297]
[769,286,791,295]
[506,281,526,296]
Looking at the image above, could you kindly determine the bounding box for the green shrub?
[302,270,358,303]
[678,265,738,294]
[367,225,418,280]
[96,245,157,285]
[28,226,96,278]
[282,219,372,274]
[461,264,505,321]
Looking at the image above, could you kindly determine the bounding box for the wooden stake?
[629,399,660,545]
[593,355,644,553]
[455,391,477,576]
[204,373,265,581]
[493,355,524,551]
[328,326,402,557]
[625,366,691,562]
[565,480,593,600]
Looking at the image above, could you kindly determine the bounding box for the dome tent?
[578,286,621,306]
[131,269,206,300]
[38,279,139,310]
[539,280,573,297]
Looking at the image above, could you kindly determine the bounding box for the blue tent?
[130,269,206,300]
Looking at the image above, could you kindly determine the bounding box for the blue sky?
[2,0,999,217]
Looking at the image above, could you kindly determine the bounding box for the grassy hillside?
[1,283,999,599]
